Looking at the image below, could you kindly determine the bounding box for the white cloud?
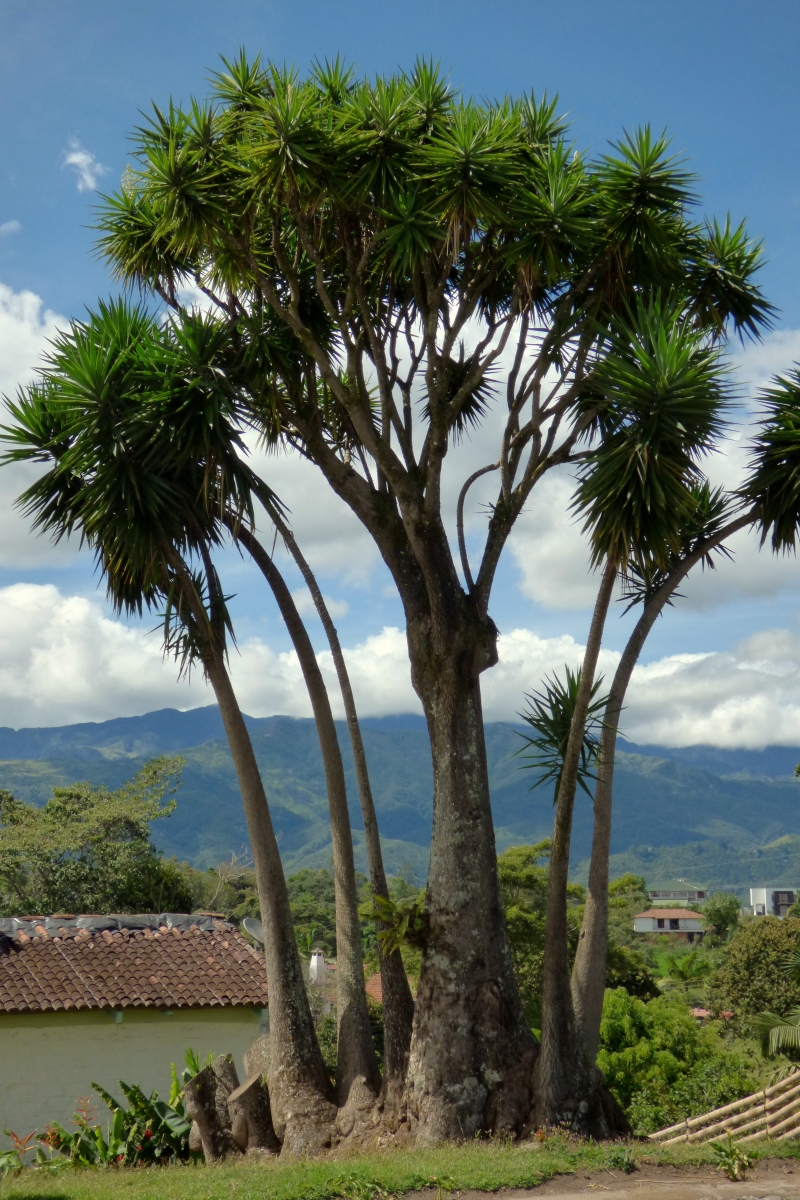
[622,627,800,748]
[63,138,108,193]
[0,281,62,395]
[7,584,800,750]
[0,584,196,726]
[246,444,381,586]
[506,468,600,610]
[0,282,76,568]
[291,588,349,620]
[732,328,800,393]
[0,221,21,237]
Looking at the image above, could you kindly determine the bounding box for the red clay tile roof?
[635,908,705,920]
[0,915,269,1015]
[365,971,383,1004]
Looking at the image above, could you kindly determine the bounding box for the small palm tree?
[517,666,607,802]
[664,949,710,998]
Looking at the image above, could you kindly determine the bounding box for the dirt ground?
[414,1161,800,1200]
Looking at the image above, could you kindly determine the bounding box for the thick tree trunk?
[228,1073,281,1153]
[271,512,415,1116]
[241,528,380,1104]
[533,562,616,1132]
[403,616,537,1144]
[570,514,755,1065]
[203,655,336,1152]
[184,1061,240,1163]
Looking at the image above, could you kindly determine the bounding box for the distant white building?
[648,880,706,904]
[749,887,800,918]
[634,908,705,943]
[309,949,327,985]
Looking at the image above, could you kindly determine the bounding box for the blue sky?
[1,0,799,744]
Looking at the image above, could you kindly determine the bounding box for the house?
[0,913,268,1147]
[648,880,707,904]
[633,908,705,943]
[749,887,800,917]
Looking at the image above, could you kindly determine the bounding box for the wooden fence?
[649,1071,800,1145]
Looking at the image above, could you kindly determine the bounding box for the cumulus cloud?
[0,221,21,237]
[0,282,76,568]
[0,281,62,395]
[208,622,800,750]
[500,329,800,613]
[291,588,349,620]
[622,627,800,748]
[246,444,381,586]
[0,584,197,726]
[63,138,108,193]
[506,468,600,610]
[732,328,800,393]
[5,583,800,749]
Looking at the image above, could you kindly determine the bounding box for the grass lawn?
[3,1137,800,1200]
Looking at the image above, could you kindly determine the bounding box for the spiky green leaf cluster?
[574,298,734,572]
[516,666,607,801]
[742,370,800,552]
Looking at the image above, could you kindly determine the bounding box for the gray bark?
[228,1073,280,1153]
[269,508,415,1115]
[571,513,756,1063]
[403,613,537,1143]
[183,1060,240,1163]
[533,561,616,1131]
[203,652,336,1145]
[167,545,334,1148]
[240,527,380,1104]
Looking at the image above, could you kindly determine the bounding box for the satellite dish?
[243,917,265,946]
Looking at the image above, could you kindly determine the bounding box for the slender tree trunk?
[240,528,381,1105]
[202,656,336,1151]
[570,631,644,1063]
[533,561,616,1132]
[570,513,756,1064]
[267,508,415,1116]
[167,549,335,1154]
[403,612,537,1144]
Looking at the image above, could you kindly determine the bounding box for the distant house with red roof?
[633,907,705,943]
[0,913,268,1147]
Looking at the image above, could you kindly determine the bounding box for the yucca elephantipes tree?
[0,304,341,1153]
[533,296,769,1119]
[84,54,768,1137]
[569,483,755,1066]
[568,360,800,1074]
[2,302,411,1128]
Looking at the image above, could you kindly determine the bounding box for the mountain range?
[2,706,800,896]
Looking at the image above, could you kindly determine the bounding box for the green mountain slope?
[1,709,799,888]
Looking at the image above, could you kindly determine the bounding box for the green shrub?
[598,988,758,1134]
[711,916,800,1018]
[605,943,659,1000]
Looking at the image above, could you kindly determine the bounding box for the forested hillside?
[1,707,799,889]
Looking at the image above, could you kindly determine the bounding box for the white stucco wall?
[0,1006,266,1149]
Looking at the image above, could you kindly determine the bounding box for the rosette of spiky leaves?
[619,481,736,610]
[516,667,607,803]
[0,300,280,664]
[742,370,800,552]
[574,297,732,573]
[684,216,774,340]
[90,61,766,461]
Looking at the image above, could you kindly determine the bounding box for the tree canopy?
[0,756,191,916]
